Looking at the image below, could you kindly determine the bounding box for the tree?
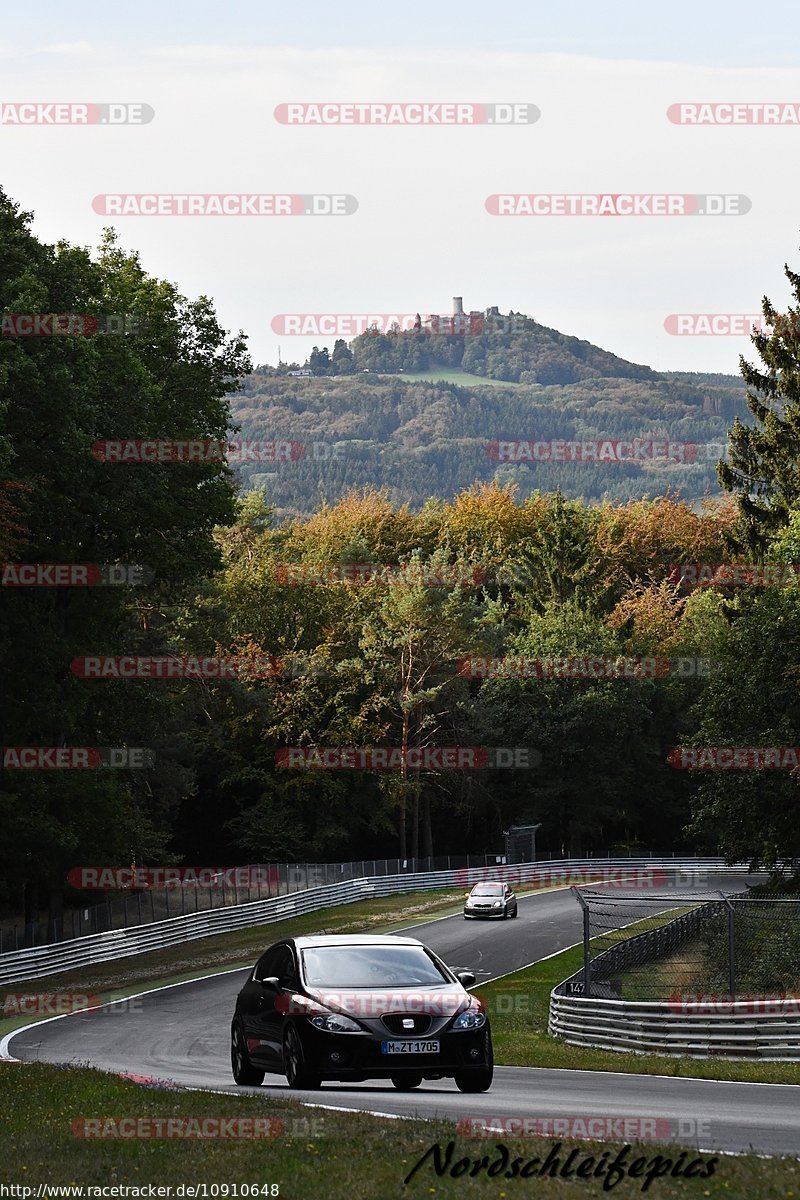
[0,190,250,926]
[719,258,800,552]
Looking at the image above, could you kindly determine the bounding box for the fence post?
[725,898,736,996]
[572,887,591,998]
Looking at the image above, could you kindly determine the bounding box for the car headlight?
[309,1012,362,1033]
[453,1007,487,1030]
[493,900,502,908]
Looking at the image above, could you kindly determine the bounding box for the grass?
[380,368,525,387]
[1,1061,797,1198]
[474,944,800,1084]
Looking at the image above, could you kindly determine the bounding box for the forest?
[2,186,799,929]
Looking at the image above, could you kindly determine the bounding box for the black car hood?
[298,982,473,1020]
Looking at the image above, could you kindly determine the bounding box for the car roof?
[289,934,424,949]
[471,880,506,886]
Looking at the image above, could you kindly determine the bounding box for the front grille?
[381,1013,433,1036]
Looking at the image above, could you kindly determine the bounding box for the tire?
[502,906,509,919]
[454,1066,493,1093]
[512,906,518,919]
[391,1072,423,1090]
[231,1021,265,1087]
[283,1024,322,1090]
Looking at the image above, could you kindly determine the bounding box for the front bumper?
[464,906,506,918]
[296,1022,492,1080]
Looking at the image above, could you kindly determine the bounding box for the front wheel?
[231,1022,265,1086]
[391,1072,423,1090]
[283,1024,322,1090]
[454,1066,493,1092]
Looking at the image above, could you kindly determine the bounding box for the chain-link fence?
[0,852,515,951]
[569,888,800,1002]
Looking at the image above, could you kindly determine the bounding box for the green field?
[379,368,525,387]
[1,1062,796,1199]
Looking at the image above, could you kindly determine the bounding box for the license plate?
[381,1040,440,1055]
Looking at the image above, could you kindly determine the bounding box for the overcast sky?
[3,1,800,373]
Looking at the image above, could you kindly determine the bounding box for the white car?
[463,881,518,919]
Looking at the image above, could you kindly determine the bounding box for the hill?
[232,309,747,518]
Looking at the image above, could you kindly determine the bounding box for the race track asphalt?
[7,873,800,1157]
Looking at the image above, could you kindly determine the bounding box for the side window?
[253,945,282,981]
[275,945,298,989]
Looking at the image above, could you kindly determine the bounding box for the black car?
[463,880,518,919]
[230,933,493,1092]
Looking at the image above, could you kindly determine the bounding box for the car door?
[241,944,284,1067]
[260,943,301,1064]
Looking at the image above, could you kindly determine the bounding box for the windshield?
[471,884,503,895]
[300,944,450,987]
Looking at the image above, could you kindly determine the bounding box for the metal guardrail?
[549,891,800,1061]
[548,992,800,1060]
[0,857,744,986]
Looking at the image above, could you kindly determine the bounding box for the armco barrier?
[548,991,800,1060]
[549,892,800,1061]
[0,858,744,986]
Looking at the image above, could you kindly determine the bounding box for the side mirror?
[456,970,476,987]
[464,892,471,899]
[261,976,280,990]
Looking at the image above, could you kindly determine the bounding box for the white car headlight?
[493,900,502,908]
[453,1007,487,1030]
[309,1012,361,1033]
